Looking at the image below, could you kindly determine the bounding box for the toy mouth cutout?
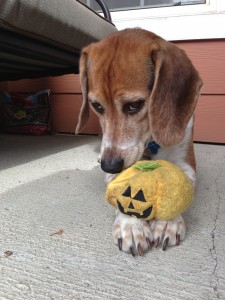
[117,200,153,219]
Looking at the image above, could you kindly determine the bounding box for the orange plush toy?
[106,160,194,221]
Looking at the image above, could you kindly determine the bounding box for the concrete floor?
[0,134,224,300]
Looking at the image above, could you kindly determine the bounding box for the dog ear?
[75,48,89,134]
[149,44,203,147]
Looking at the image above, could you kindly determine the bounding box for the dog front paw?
[112,211,154,256]
[149,215,186,251]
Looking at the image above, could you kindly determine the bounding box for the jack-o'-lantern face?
[116,185,154,219]
[106,161,162,220]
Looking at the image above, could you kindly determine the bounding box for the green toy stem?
[133,161,162,172]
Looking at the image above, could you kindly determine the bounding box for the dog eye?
[123,100,145,115]
[91,102,104,114]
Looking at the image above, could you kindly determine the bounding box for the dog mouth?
[117,200,153,219]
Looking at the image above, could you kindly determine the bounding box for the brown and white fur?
[76,28,203,256]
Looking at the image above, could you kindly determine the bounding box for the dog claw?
[176,234,180,246]
[118,238,122,250]
[130,246,135,257]
[154,237,160,248]
[137,243,143,256]
[146,238,152,249]
[162,237,169,251]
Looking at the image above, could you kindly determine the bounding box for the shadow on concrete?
[0,134,101,170]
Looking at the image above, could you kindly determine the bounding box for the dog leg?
[106,173,153,256]
[112,211,154,256]
[106,173,186,254]
[149,215,186,251]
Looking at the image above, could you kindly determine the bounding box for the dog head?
[76,28,202,173]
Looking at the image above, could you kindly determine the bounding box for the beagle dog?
[76,28,203,256]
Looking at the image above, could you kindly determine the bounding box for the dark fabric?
[0,28,79,81]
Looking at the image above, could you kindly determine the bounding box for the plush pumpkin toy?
[106,160,194,221]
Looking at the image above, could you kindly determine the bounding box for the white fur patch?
[152,116,196,185]
[113,211,153,254]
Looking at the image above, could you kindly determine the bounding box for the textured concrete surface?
[0,134,225,300]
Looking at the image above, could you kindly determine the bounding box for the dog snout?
[101,157,124,174]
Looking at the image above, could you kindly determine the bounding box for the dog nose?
[101,157,124,174]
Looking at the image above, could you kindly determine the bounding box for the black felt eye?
[133,190,146,202]
[122,186,131,197]
[91,102,104,114]
[123,100,145,115]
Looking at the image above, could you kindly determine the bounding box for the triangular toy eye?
[133,189,146,202]
[122,186,131,197]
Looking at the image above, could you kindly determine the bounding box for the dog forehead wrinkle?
[92,43,150,96]
[97,38,120,101]
[89,39,151,103]
[88,58,116,105]
[115,91,149,102]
